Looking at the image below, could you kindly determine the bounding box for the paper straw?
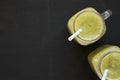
[102,69,109,80]
[68,28,82,41]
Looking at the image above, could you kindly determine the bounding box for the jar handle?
[101,10,112,20]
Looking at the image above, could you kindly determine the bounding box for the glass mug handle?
[101,10,112,20]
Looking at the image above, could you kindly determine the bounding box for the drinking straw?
[102,69,109,80]
[68,28,82,41]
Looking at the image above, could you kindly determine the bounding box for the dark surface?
[0,0,120,80]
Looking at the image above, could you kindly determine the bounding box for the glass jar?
[88,45,120,80]
[67,7,112,46]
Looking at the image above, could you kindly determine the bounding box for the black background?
[0,0,120,80]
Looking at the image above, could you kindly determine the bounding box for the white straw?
[102,69,109,80]
[68,28,82,41]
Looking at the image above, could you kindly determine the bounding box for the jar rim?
[73,10,106,42]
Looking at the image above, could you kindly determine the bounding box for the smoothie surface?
[101,52,120,79]
[75,12,104,40]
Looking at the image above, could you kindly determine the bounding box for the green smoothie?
[75,11,104,40]
[88,45,120,80]
[67,7,106,45]
[101,52,120,79]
